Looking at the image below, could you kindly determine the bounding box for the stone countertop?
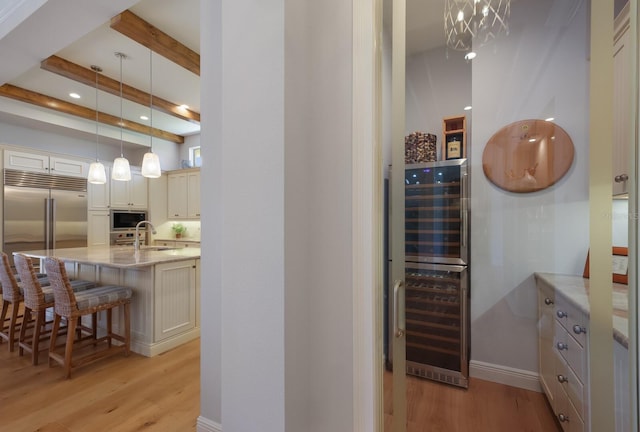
[15,245,201,269]
[535,272,629,348]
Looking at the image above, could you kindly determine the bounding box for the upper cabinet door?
[129,170,148,209]
[88,166,110,210]
[4,150,89,178]
[187,171,200,218]
[168,172,188,218]
[49,156,89,178]
[4,150,49,173]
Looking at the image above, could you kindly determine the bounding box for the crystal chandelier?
[444,0,510,52]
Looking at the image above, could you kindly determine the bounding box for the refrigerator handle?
[50,198,56,248]
[393,279,405,338]
[44,198,51,249]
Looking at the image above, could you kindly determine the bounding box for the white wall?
[199,0,357,431]
[470,0,590,372]
[406,46,471,161]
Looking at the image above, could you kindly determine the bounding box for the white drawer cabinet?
[538,280,590,431]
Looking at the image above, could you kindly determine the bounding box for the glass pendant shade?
[141,151,161,178]
[112,156,131,181]
[88,65,107,185]
[88,161,107,184]
[142,48,162,179]
[113,52,131,182]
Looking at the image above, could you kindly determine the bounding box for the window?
[189,146,201,167]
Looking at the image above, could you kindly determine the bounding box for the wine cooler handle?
[393,279,405,338]
[461,173,467,248]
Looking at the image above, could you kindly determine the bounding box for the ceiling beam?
[110,10,200,76]
[0,84,185,144]
[41,55,200,124]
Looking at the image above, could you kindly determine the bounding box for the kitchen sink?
[140,246,180,251]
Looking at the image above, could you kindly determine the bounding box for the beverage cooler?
[388,159,470,388]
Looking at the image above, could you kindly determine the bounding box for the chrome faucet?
[134,220,157,251]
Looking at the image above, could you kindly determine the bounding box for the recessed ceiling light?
[69,92,81,99]
[140,115,149,121]
[545,117,555,122]
[464,52,476,60]
[464,106,472,111]
[178,104,189,110]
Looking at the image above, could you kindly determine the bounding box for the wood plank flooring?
[0,335,559,431]
[384,371,561,432]
[0,337,200,432]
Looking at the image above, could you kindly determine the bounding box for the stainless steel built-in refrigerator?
[3,169,88,267]
[389,159,470,388]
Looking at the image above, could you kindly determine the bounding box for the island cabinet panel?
[154,260,197,341]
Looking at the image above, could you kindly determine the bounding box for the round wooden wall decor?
[482,119,575,193]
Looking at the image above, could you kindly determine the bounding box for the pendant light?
[87,65,107,184]
[112,52,131,181]
[141,48,161,178]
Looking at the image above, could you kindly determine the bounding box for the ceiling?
[0,0,446,152]
[0,0,201,151]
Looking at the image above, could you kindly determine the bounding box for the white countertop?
[16,245,201,269]
[535,273,629,348]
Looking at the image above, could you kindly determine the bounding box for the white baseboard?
[197,416,222,432]
[469,360,542,392]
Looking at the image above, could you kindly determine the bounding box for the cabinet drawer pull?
[556,310,567,318]
[573,324,586,334]
[558,413,570,423]
[544,297,553,305]
[557,374,568,383]
[556,342,568,351]
[615,174,629,182]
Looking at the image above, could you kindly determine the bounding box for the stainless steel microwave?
[110,210,147,231]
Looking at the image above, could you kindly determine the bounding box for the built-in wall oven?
[110,210,147,246]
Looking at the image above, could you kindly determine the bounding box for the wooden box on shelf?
[442,115,467,160]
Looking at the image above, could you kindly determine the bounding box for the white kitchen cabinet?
[613,5,630,196]
[538,283,557,410]
[4,150,89,178]
[154,259,197,341]
[87,166,111,210]
[87,210,110,246]
[537,278,590,431]
[187,171,201,218]
[167,169,200,219]
[110,168,148,209]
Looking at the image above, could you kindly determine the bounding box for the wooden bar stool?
[13,253,96,365]
[0,252,26,352]
[44,256,132,379]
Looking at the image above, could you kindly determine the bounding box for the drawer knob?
[544,298,553,305]
[558,413,570,423]
[556,310,567,318]
[573,324,586,334]
[557,374,568,383]
[556,342,568,351]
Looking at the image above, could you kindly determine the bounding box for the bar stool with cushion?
[13,253,97,365]
[44,256,132,379]
[0,252,26,352]
[0,252,50,352]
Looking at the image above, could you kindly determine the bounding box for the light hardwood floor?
[0,337,200,431]
[384,371,561,432]
[0,335,559,432]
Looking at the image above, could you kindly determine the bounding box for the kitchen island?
[17,245,201,357]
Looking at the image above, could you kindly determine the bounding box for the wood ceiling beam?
[110,10,200,76]
[0,84,184,144]
[41,55,200,124]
